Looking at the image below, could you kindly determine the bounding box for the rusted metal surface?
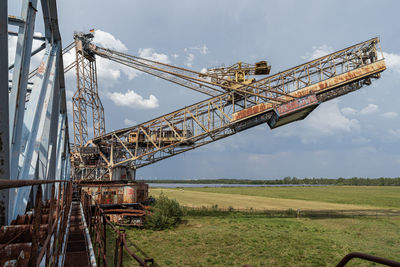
[232,112,273,132]
[0,242,31,266]
[232,102,274,122]
[300,60,386,98]
[276,94,319,116]
[103,209,147,214]
[69,35,384,176]
[268,94,319,129]
[0,224,48,245]
[0,179,66,190]
[81,181,149,205]
[336,252,400,267]
[11,213,54,225]
[232,60,386,122]
[28,185,42,266]
[0,180,73,266]
[64,201,90,267]
[121,233,154,267]
[81,189,154,266]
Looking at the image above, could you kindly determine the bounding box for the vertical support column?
[9,0,38,180]
[10,44,61,220]
[0,0,9,226]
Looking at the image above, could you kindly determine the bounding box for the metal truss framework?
[82,38,385,179]
[3,0,70,233]
[92,44,293,100]
[72,34,105,149]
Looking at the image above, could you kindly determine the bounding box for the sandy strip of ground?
[150,188,377,210]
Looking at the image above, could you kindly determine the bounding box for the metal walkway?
[64,200,91,267]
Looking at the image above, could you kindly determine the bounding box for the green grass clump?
[145,193,184,230]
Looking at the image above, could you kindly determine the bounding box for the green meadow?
[116,186,400,266]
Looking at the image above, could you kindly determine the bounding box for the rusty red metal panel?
[276,94,319,116]
[290,60,386,99]
[81,181,149,204]
[123,186,135,203]
[0,243,31,266]
[232,60,386,122]
[0,224,48,243]
[232,102,273,122]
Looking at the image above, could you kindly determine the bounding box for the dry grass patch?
[150,188,376,211]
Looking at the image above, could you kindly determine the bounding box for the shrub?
[145,194,184,230]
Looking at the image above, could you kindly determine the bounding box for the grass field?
[150,186,400,210]
[116,186,400,266]
[119,216,400,266]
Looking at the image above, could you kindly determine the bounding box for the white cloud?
[79,30,139,87]
[304,100,359,134]
[190,44,209,55]
[359,104,379,115]
[124,118,137,126]
[383,52,400,73]
[65,89,74,99]
[96,56,131,83]
[341,104,380,116]
[63,30,171,95]
[63,30,139,88]
[171,54,179,60]
[185,53,195,67]
[341,107,358,116]
[93,30,128,51]
[382,111,398,119]
[63,48,76,79]
[8,35,17,64]
[275,100,359,143]
[302,45,334,61]
[139,48,170,64]
[108,90,159,109]
[67,100,73,115]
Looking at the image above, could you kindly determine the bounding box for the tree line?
[142,177,400,186]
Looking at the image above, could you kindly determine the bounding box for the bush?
[145,194,184,230]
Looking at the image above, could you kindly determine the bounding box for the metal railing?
[0,179,72,266]
[80,189,154,267]
[336,252,400,267]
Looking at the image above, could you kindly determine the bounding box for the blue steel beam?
[9,0,38,184]
[8,42,46,70]
[8,0,71,221]
[5,0,72,263]
[11,44,61,219]
[0,0,9,226]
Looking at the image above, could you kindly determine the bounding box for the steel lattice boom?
[73,37,385,180]
[89,41,293,101]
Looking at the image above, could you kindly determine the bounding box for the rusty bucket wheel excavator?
[2,0,397,265]
[67,32,386,227]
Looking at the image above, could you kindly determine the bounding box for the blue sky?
[9,0,400,179]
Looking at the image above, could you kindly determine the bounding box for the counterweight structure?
[71,36,385,180]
